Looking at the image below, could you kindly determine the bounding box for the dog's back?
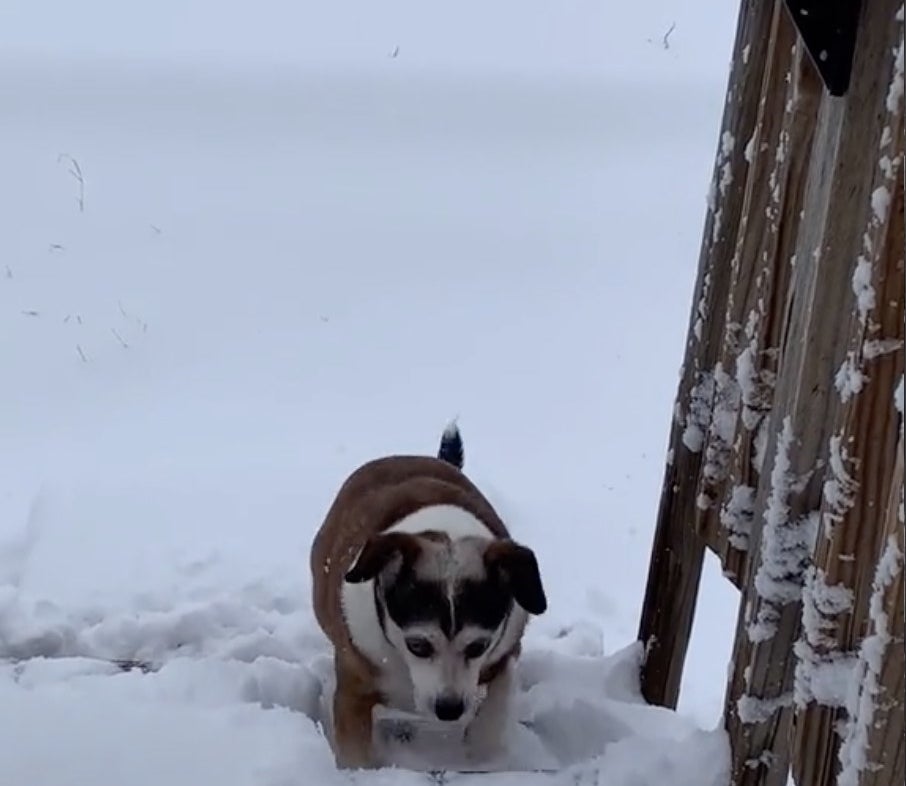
[310,427,509,653]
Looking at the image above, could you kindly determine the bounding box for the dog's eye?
[405,637,434,658]
[463,639,490,660]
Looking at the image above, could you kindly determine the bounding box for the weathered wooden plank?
[791,4,905,781]
[724,1,906,783]
[692,0,793,542]
[834,425,905,786]
[694,5,822,591]
[637,0,776,709]
[846,429,905,786]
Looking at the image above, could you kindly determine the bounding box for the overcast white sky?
[0,0,737,80]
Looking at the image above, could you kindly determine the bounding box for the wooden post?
[699,2,822,587]
[723,1,906,781]
[790,3,905,782]
[637,0,775,709]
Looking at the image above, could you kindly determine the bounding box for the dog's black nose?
[434,696,465,722]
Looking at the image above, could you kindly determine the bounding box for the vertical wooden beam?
[696,1,822,588]
[842,432,905,786]
[835,430,905,786]
[692,0,794,542]
[716,21,831,778]
[791,3,905,781]
[637,0,775,709]
[723,1,905,784]
[719,23,858,786]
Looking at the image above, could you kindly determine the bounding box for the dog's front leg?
[463,660,515,766]
[332,663,380,770]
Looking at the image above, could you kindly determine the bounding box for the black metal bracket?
[783,0,863,96]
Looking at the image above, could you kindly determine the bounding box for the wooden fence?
[637,2,904,785]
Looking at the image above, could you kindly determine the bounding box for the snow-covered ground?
[1,2,740,784]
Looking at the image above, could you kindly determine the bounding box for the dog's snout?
[434,695,465,722]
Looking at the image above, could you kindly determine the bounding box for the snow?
[362,641,732,778]
[837,535,904,786]
[896,376,904,414]
[793,567,855,709]
[693,272,713,342]
[749,419,818,642]
[0,2,742,785]
[720,131,736,160]
[743,133,757,164]
[862,338,903,359]
[735,691,792,725]
[710,134,735,244]
[736,339,775,434]
[720,486,755,551]
[870,186,892,224]
[752,419,769,474]
[834,354,866,403]
[720,485,755,551]
[0,625,731,785]
[699,363,740,503]
[886,25,905,114]
[823,436,858,534]
[768,130,790,213]
[736,346,760,427]
[851,257,876,324]
[682,371,716,453]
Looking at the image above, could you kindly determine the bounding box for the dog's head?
[345,530,546,722]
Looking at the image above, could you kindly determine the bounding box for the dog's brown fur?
[310,455,521,769]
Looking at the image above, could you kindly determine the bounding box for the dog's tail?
[437,421,464,469]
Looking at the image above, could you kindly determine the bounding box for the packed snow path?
[0,570,729,786]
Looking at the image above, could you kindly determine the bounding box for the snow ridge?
[682,371,716,453]
[822,436,858,536]
[697,363,741,510]
[793,567,855,709]
[748,418,817,642]
[720,485,755,551]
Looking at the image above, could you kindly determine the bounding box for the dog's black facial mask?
[346,535,512,636]
[344,532,548,619]
[382,572,513,638]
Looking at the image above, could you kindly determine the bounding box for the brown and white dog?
[310,423,547,769]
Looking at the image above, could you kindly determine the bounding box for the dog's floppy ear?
[485,539,547,615]
[345,532,421,583]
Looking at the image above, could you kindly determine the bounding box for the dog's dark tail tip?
[437,420,464,469]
